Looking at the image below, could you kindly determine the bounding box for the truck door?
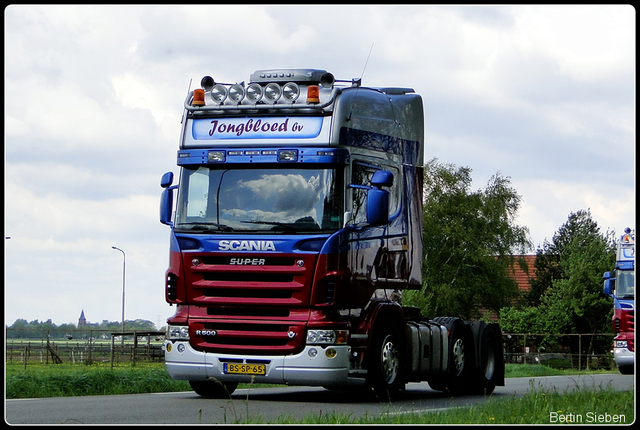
[345,160,403,306]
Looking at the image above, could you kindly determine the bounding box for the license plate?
[223,363,266,375]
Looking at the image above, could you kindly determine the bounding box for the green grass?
[504,363,615,378]
[262,387,634,424]
[5,363,191,399]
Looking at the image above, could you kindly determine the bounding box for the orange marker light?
[192,89,205,106]
[307,85,320,104]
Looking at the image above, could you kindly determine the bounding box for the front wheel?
[189,380,238,398]
[618,364,634,375]
[367,323,405,401]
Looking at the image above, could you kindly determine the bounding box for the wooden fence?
[502,332,616,370]
[5,329,165,368]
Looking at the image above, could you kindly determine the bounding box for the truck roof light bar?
[187,69,341,111]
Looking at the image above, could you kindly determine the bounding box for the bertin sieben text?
[550,411,626,423]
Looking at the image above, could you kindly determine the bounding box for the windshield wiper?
[176,222,234,232]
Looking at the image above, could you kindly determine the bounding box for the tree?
[526,209,607,306]
[500,210,616,353]
[404,158,532,320]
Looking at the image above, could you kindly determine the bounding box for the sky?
[4,5,635,328]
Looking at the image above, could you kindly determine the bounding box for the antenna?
[347,43,374,122]
[182,78,193,125]
[359,43,374,86]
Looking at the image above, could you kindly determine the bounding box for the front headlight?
[306,329,348,345]
[168,325,190,340]
[614,340,628,348]
[307,329,336,345]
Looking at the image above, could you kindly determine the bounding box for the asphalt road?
[5,373,634,424]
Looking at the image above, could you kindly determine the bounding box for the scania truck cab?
[603,227,635,375]
[160,68,504,399]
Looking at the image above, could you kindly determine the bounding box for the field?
[5,363,634,424]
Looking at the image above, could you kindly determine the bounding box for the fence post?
[110,335,115,370]
[132,332,137,367]
[23,347,27,370]
[578,334,582,370]
[87,330,93,365]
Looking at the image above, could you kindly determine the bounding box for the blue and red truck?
[159,68,504,398]
[603,227,635,375]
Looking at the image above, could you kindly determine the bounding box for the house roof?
[507,255,536,292]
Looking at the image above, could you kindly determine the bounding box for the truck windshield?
[175,166,343,233]
[615,269,635,299]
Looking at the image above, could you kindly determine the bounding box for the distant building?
[77,310,98,328]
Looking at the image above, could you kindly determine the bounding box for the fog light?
[211,84,228,104]
[282,82,300,102]
[228,84,245,103]
[308,348,318,358]
[177,343,186,353]
[264,83,281,103]
[246,83,263,103]
[326,348,337,359]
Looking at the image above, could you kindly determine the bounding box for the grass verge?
[264,387,634,424]
[5,363,191,399]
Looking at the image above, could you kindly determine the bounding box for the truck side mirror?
[603,271,615,296]
[366,170,393,226]
[160,172,175,226]
[161,172,174,189]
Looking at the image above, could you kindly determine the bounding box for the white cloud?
[4,4,635,326]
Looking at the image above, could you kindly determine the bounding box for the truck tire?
[189,380,238,398]
[471,323,503,395]
[429,317,471,396]
[618,364,634,375]
[367,322,405,401]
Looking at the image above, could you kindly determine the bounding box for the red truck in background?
[603,227,635,375]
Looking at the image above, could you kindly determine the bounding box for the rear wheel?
[189,380,238,398]
[430,318,471,396]
[471,324,503,395]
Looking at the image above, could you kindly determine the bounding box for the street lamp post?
[111,246,126,340]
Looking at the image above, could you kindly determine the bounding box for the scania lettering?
[603,227,635,375]
[218,240,276,251]
[160,68,505,399]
